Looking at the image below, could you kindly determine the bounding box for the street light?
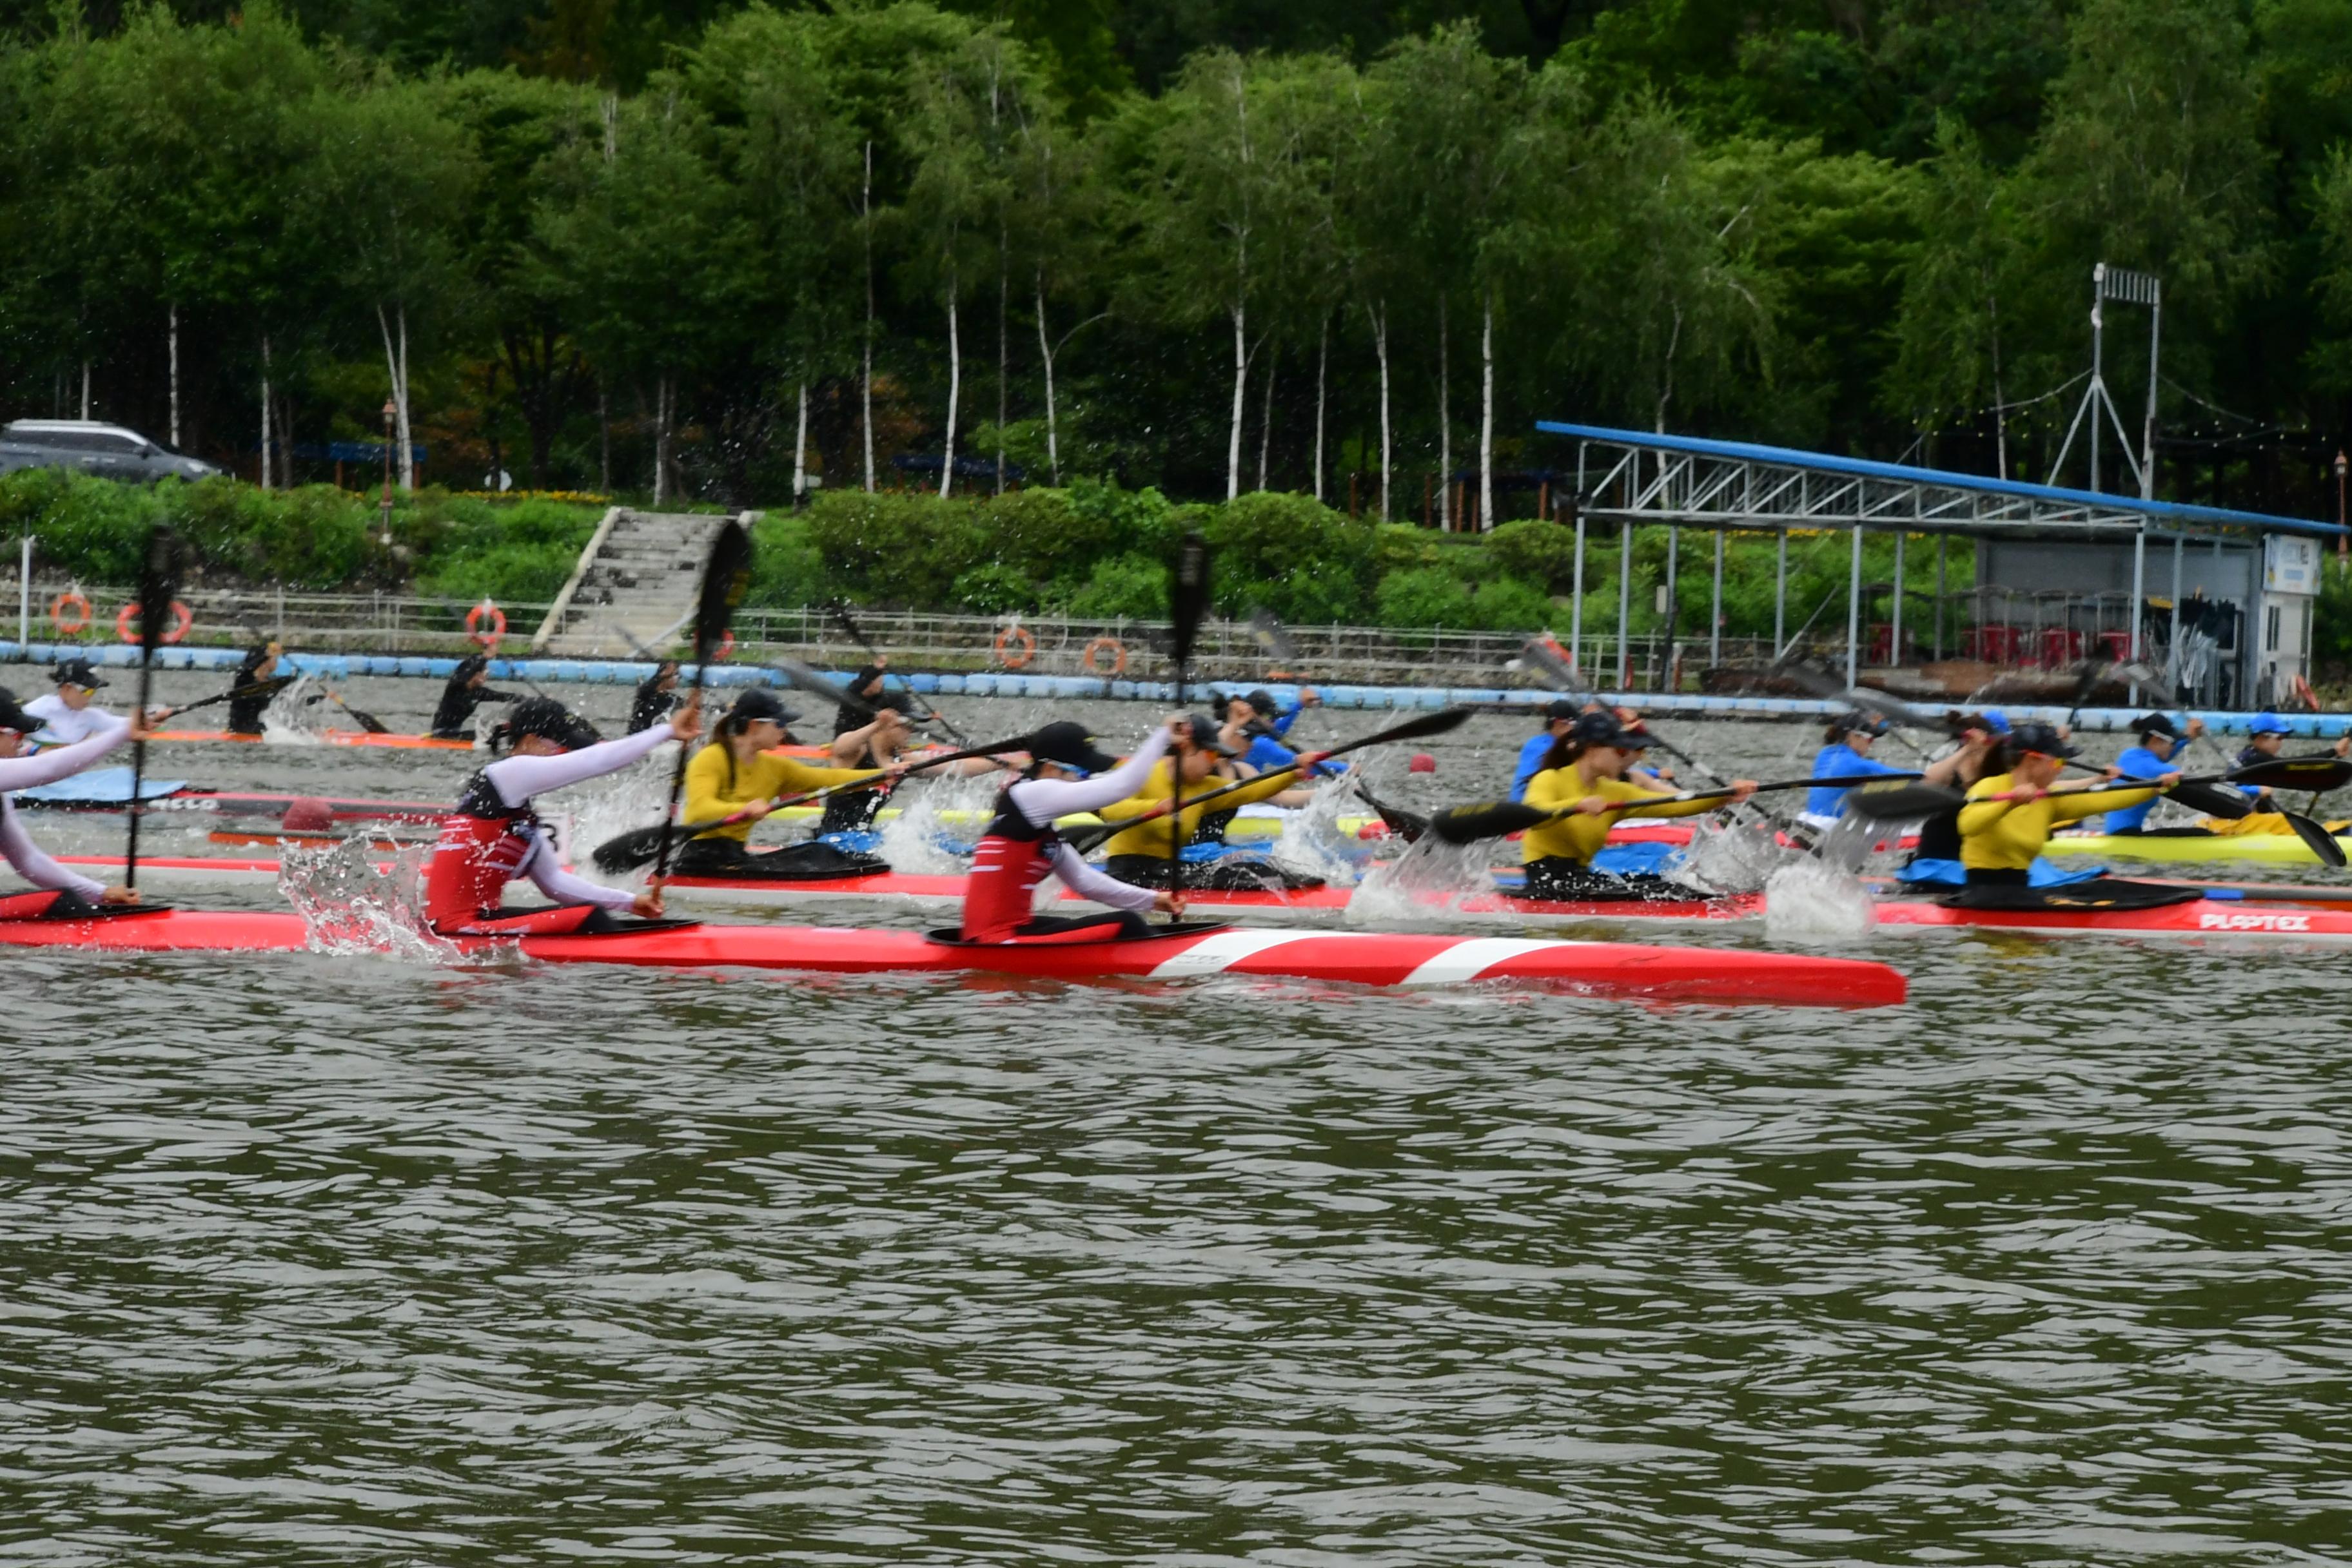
[2336,449,2346,562]
[380,400,397,547]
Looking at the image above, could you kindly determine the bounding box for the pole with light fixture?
[2335,449,2346,564]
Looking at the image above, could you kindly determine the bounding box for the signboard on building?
[2264,534,2321,595]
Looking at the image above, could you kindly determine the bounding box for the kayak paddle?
[1427,772,1920,846]
[124,525,184,894]
[828,600,970,745]
[590,732,1033,872]
[1061,706,1470,856]
[155,675,298,721]
[1166,532,1210,913]
[651,521,752,882]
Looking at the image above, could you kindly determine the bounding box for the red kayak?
[0,907,1905,1007]
[26,788,452,823]
[1870,897,2352,941]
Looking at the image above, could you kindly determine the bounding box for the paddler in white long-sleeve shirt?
[959,720,1186,944]
[0,685,139,917]
[423,694,701,936]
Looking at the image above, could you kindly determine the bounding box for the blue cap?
[1979,709,2012,735]
[2249,711,2292,736]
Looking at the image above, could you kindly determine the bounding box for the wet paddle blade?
[593,824,671,874]
[1517,636,1592,696]
[137,527,182,653]
[1354,783,1429,843]
[2284,810,2349,868]
[2166,779,2253,819]
[1246,607,1299,663]
[1842,780,1967,821]
[1169,533,1211,674]
[1429,800,1554,845]
[2233,756,2352,794]
[691,520,753,665]
[772,655,868,717]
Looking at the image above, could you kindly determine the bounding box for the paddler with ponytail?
[1095,716,1328,891]
[959,719,1186,945]
[0,685,145,918]
[1518,712,1756,900]
[423,695,697,935]
[675,689,897,879]
[1950,720,2191,909]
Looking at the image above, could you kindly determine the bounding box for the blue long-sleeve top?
[1805,742,1907,818]
[2102,744,2179,832]
[1511,732,1554,801]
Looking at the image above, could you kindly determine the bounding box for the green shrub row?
[3,469,1975,640]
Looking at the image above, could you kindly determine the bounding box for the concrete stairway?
[531,507,752,657]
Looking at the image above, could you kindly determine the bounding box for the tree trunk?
[1227,302,1248,501]
[598,380,611,493]
[941,283,961,500]
[378,304,416,493]
[1479,289,1495,531]
[1655,304,1681,434]
[259,336,272,491]
[168,304,180,449]
[1313,313,1328,504]
[80,359,90,421]
[1371,300,1391,522]
[995,242,1008,496]
[1035,278,1061,487]
[1257,342,1277,491]
[862,140,876,494]
[794,380,809,504]
[1436,294,1451,527]
[653,374,672,504]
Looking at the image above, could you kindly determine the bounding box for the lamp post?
[380,400,397,548]
[2336,449,2346,562]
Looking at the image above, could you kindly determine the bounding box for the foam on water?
[1680,816,1798,893]
[556,745,682,890]
[1763,859,1877,941]
[1346,832,1495,925]
[257,673,326,745]
[1266,770,1369,887]
[276,838,456,961]
[881,769,997,874]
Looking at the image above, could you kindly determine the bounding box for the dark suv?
[0,420,222,482]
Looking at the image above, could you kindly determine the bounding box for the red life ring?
[711,630,734,661]
[466,600,507,647]
[117,599,193,645]
[49,591,91,636]
[1081,636,1127,677]
[994,624,1037,670]
[2292,672,2320,712]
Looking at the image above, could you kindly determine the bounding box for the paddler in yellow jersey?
[1096,715,1328,892]
[1519,711,1755,899]
[1957,720,2175,886]
[676,688,902,879]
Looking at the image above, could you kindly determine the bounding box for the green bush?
[1486,518,1580,593]
[748,511,828,607]
[1375,567,1475,629]
[1469,574,1558,633]
[1063,553,1168,620]
[1193,491,1380,625]
[802,489,975,607]
[951,562,1039,614]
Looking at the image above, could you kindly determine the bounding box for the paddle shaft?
[829,605,968,745]
[677,738,1018,837]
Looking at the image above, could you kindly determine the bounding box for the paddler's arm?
[1956,784,2019,836]
[515,830,642,912]
[482,719,674,805]
[0,709,130,791]
[768,755,887,796]
[2050,779,2166,824]
[1045,841,1168,914]
[1609,776,1757,821]
[1014,723,1178,825]
[0,802,108,903]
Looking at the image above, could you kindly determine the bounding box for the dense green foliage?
[5,0,2348,528]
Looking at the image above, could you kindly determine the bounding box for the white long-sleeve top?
[23,693,116,748]
[482,725,674,911]
[1003,726,1174,913]
[0,709,132,899]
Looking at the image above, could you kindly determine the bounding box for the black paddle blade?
[1367,707,1473,747]
[1246,606,1298,663]
[772,655,867,716]
[1842,779,1967,821]
[593,825,670,874]
[1430,799,1553,845]
[2234,756,2352,794]
[1170,532,1211,671]
[692,520,754,663]
[2167,779,2253,820]
[1517,636,1589,695]
[1354,783,1429,843]
[136,526,184,653]
[2284,810,2349,868]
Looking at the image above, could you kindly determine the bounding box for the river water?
[5,676,2349,1565]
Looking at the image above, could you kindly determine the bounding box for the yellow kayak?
[2045,830,2352,867]
[767,805,1381,842]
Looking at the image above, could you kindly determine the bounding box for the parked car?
[0,419,222,482]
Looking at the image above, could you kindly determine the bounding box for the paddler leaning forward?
[959,718,1188,945]
[1093,715,1328,892]
[424,694,698,936]
[1951,719,2191,910]
[1519,711,1756,900]
[0,685,144,918]
[676,688,897,879]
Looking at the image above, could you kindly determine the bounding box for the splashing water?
[1346,833,1495,926]
[881,770,995,875]
[277,839,455,962]
[1763,861,1877,943]
[556,747,682,890]
[1266,770,1369,887]
[1680,816,1798,894]
[258,673,326,744]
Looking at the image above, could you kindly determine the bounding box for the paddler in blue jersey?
[1511,700,1582,801]
[2208,712,2352,833]
[0,685,142,917]
[2100,714,2203,834]
[1799,713,1910,829]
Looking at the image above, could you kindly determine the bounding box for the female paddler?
[424,696,696,935]
[1518,711,1756,900]
[960,719,1186,944]
[675,689,896,879]
[1951,720,2183,907]
[0,686,141,917]
[1093,716,1326,891]
[1800,713,1910,830]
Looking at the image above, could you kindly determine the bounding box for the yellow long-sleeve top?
[1094,760,1300,860]
[1957,770,2159,870]
[683,742,880,843]
[1520,766,1720,866]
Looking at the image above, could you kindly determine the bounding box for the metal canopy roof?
[1536,420,2347,540]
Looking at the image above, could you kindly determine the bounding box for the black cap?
[1829,711,1891,738]
[54,656,105,691]
[1026,720,1120,775]
[501,696,602,751]
[0,685,36,733]
[1568,710,1626,747]
[2008,720,2080,759]
[1244,688,1279,715]
[1542,698,1580,721]
[1615,719,1656,750]
[1183,714,1239,757]
[727,688,803,728]
[452,652,491,681]
[2133,712,2180,740]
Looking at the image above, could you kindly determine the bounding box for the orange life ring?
[994,624,1037,670]
[49,591,90,636]
[117,599,193,645]
[710,630,735,661]
[1081,636,1127,678]
[466,600,507,647]
[2292,672,2320,712]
